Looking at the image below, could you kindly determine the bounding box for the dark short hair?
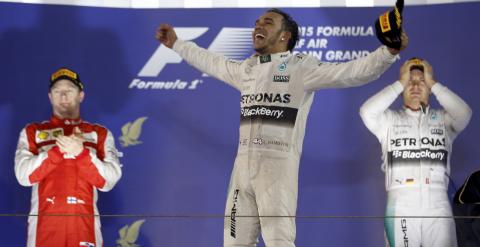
[266,8,299,52]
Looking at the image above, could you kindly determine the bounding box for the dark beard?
[254,46,267,54]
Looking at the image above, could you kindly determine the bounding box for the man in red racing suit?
[14,68,122,247]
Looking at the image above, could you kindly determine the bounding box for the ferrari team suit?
[173,39,397,247]
[14,115,122,247]
[359,81,472,247]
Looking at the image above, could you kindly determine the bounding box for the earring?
[281,37,285,41]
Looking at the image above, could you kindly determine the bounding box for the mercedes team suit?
[359,81,472,247]
[15,116,122,247]
[172,39,397,247]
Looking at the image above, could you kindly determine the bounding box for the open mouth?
[254,33,266,40]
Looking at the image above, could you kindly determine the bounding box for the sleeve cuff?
[47,146,64,164]
[172,39,186,52]
[431,82,444,94]
[380,46,399,64]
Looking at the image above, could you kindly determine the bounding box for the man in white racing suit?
[359,58,472,247]
[156,8,406,247]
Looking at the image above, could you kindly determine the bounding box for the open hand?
[422,60,436,89]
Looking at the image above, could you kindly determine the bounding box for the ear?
[282,31,292,42]
[48,92,53,104]
[79,91,85,103]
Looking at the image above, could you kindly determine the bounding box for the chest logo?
[273,75,290,83]
[52,129,63,138]
[35,128,63,143]
[37,131,49,140]
[278,62,287,72]
[431,128,444,135]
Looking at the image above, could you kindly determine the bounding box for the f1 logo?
[139,28,209,77]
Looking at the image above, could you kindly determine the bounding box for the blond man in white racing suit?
[360,58,472,247]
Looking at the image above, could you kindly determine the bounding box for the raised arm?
[303,45,399,91]
[156,24,243,90]
[359,81,403,138]
[359,61,410,138]
[423,61,472,135]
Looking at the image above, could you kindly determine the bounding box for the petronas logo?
[116,219,146,247]
[119,117,148,147]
